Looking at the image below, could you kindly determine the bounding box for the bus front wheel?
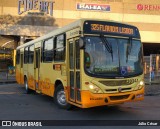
[54,84,71,110]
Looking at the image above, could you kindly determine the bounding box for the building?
[0,0,160,68]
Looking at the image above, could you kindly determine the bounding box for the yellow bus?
[16,19,144,109]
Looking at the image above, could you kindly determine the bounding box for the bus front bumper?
[80,87,144,108]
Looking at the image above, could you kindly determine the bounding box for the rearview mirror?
[79,37,85,49]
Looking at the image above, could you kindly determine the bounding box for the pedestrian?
[151,69,155,80]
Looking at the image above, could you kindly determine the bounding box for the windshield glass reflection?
[84,36,143,77]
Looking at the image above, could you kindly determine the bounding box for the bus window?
[24,47,28,64]
[21,54,23,68]
[43,38,54,62]
[54,34,65,62]
[69,42,74,69]
[76,40,80,69]
[28,45,34,64]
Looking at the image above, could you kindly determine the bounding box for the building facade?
[0,0,160,52]
[1,0,160,76]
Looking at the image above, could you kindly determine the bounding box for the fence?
[0,68,16,83]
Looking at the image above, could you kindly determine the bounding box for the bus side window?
[21,53,23,68]
[28,45,34,64]
[76,39,80,69]
[54,34,66,62]
[43,38,54,62]
[24,47,28,64]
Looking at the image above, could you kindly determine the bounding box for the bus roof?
[16,18,139,50]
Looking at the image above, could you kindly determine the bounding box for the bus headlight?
[134,80,144,91]
[138,80,144,89]
[139,81,144,86]
[88,84,103,93]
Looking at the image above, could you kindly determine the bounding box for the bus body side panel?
[40,62,67,97]
[40,63,54,96]
[23,63,28,85]
[20,52,24,84]
[16,64,21,84]
[16,49,24,85]
[39,33,68,97]
[28,63,35,90]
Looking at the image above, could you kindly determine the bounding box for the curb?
[145,83,159,85]
[0,81,17,85]
[145,92,160,96]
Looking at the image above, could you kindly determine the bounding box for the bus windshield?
[84,36,143,77]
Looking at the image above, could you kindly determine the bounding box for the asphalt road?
[0,83,160,129]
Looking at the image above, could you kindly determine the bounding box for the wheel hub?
[25,80,28,90]
[57,90,67,106]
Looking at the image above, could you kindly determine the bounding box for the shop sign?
[18,0,54,16]
[137,4,160,11]
[76,3,110,12]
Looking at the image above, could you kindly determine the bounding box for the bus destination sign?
[91,24,134,35]
[84,21,140,38]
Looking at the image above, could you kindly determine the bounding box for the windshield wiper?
[100,35,113,61]
[126,37,132,62]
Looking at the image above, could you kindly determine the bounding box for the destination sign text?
[91,24,134,35]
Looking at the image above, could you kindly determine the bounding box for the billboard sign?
[76,3,110,12]
[18,0,54,16]
[137,4,160,11]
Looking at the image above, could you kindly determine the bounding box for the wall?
[0,0,160,43]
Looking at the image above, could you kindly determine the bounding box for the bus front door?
[34,48,40,92]
[68,38,81,104]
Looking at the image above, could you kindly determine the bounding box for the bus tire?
[24,77,31,94]
[54,84,72,110]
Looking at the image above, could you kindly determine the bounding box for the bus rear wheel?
[54,84,72,110]
[24,77,32,94]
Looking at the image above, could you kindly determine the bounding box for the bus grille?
[99,79,138,86]
[105,88,132,92]
[109,95,129,101]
